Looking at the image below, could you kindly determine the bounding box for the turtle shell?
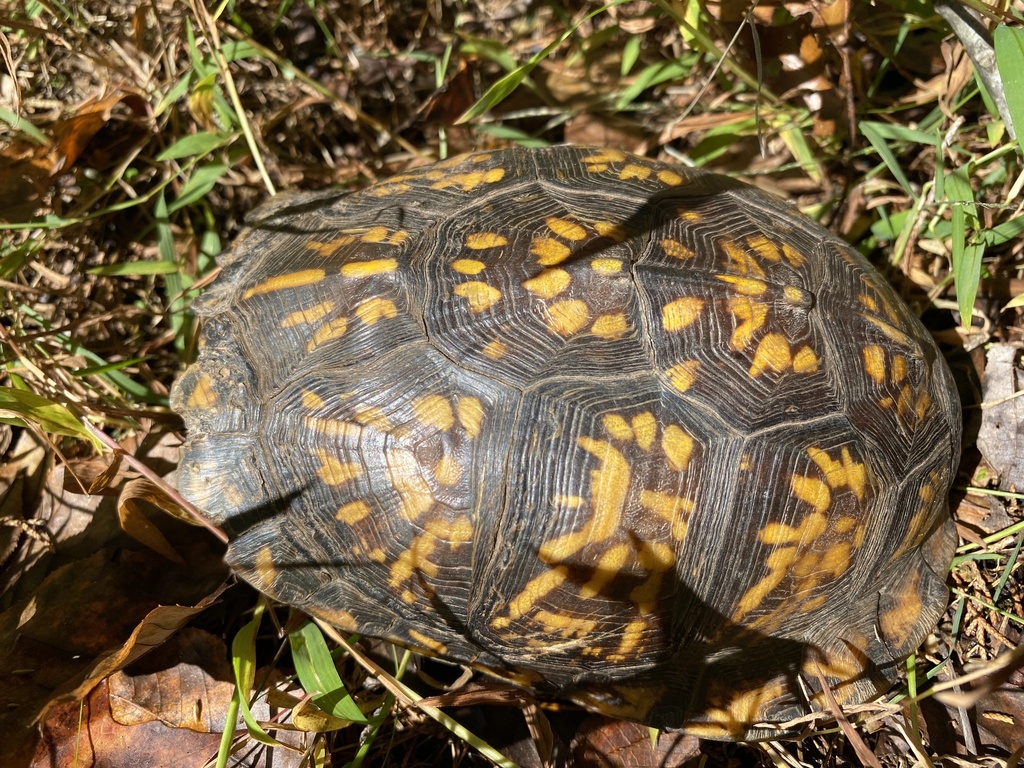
[171,145,960,740]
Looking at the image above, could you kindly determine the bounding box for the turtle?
[171,145,960,740]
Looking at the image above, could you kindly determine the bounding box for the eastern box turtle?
[172,145,961,740]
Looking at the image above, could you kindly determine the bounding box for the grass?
[2,0,1024,765]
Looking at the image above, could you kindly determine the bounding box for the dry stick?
[82,417,228,545]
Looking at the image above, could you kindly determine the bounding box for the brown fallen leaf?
[568,716,703,768]
[107,627,235,732]
[0,524,227,763]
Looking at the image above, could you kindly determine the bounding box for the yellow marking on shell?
[915,389,932,420]
[186,373,218,410]
[316,454,364,486]
[389,532,439,588]
[718,274,768,296]
[306,236,356,255]
[878,571,924,648]
[678,209,702,223]
[546,217,587,241]
[466,232,508,249]
[301,390,325,410]
[662,297,705,332]
[456,396,484,439]
[494,566,569,627]
[282,300,335,328]
[556,494,587,508]
[746,234,782,262]
[665,360,701,393]
[721,239,767,277]
[534,609,599,635]
[353,406,393,431]
[790,475,831,514]
[809,447,867,500]
[640,489,693,540]
[858,292,878,312]
[630,540,675,608]
[658,169,684,186]
[818,541,853,576]
[538,437,630,563]
[306,316,349,350]
[431,167,506,191]
[434,454,462,486]
[413,394,455,432]
[892,354,908,383]
[243,269,325,298]
[781,243,805,267]
[354,297,398,325]
[359,226,391,243]
[661,424,695,472]
[697,681,789,739]
[897,384,915,420]
[451,258,486,275]
[783,285,807,306]
[482,339,507,360]
[366,181,412,197]
[632,412,657,451]
[591,313,629,340]
[662,238,694,259]
[319,607,359,633]
[593,221,626,241]
[733,546,798,618]
[341,258,398,278]
[454,281,502,312]
[532,237,572,265]
[760,512,829,546]
[792,346,820,373]
[591,257,623,273]
[583,148,626,166]
[407,629,448,655]
[581,543,631,598]
[422,515,473,544]
[546,299,590,336]
[303,414,361,440]
[619,163,652,181]
[748,332,793,377]
[602,414,634,442]
[368,548,386,562]
[522,268,571,299]
[254,546,278,588]
[727,297,769,351]
[861,313,914,346]
[336,500,372,524]
[386,449,435,520]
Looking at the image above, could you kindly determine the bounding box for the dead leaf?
[50,90,150,174]
[0,525,227,761]
[39,584,227,721]
[108,627,235,732]
[977,344,1024,492]
[118,477,186,563]
[569,717,702,767]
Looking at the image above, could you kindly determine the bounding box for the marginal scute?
[173,145,961,742]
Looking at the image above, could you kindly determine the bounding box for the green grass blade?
[994,25,1024,143]
[0,386,102,449]
[289,622,371,724]
[945,167,983,325]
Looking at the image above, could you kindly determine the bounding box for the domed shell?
[172,146,960,740]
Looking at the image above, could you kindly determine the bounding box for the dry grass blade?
[0,29,18,116]
[815,671,882,768]
[315,619,522,768]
